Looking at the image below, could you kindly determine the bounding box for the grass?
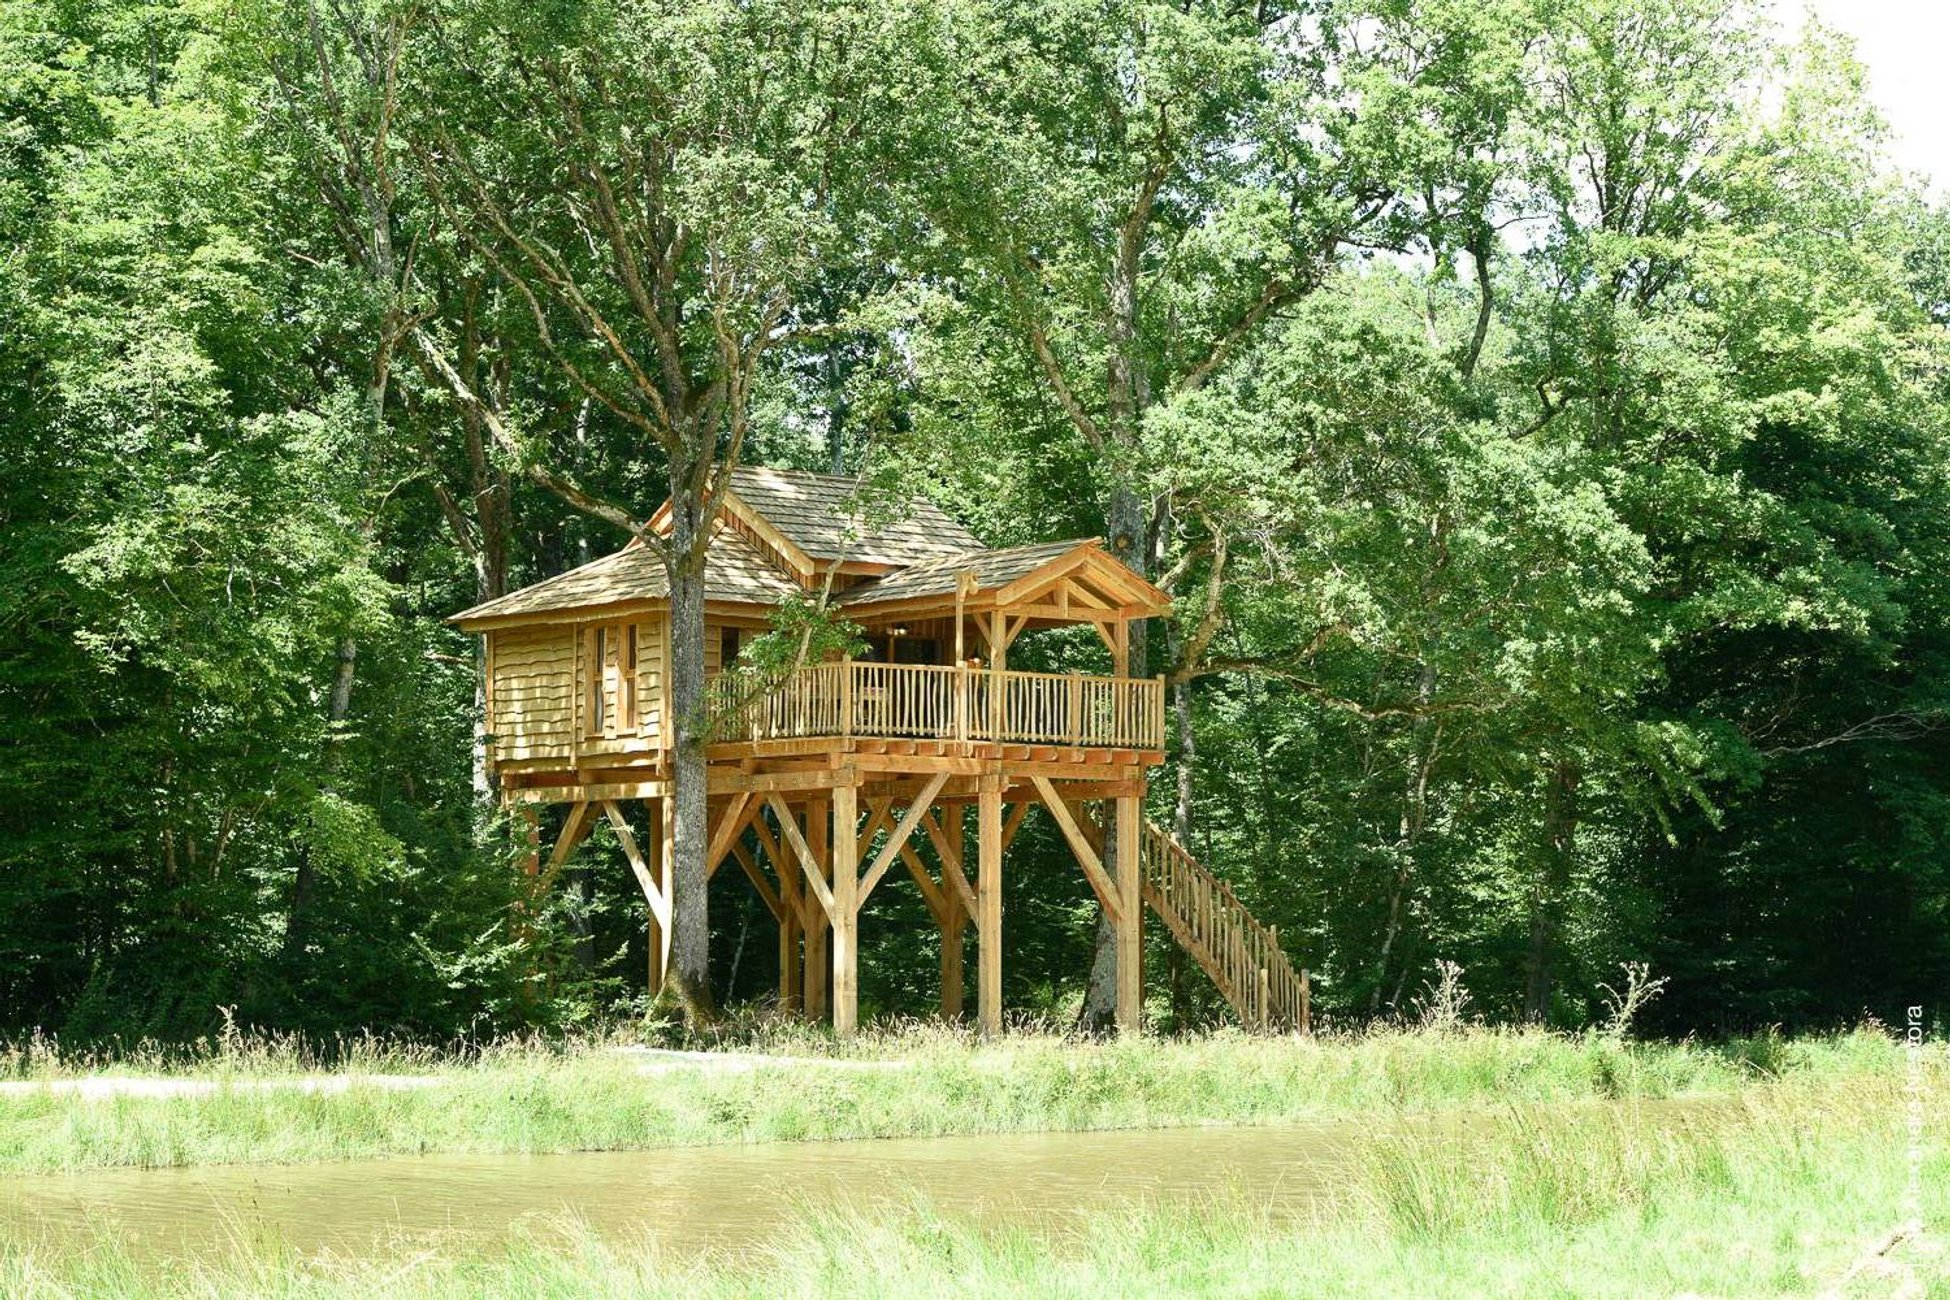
[2,1055,1943,1297]
[0,1021,1908,1174]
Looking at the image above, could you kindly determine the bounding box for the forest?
[4,0,1947,1044]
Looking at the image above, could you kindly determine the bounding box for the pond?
[0,1121,1355,1262]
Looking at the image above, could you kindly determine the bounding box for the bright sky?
[1794,1,1950,196]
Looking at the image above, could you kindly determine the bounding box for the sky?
[1796,0,1950,196]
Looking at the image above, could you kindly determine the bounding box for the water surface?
[0,1121,1352,1261]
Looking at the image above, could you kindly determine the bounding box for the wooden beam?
[516,804,541,878]
[601,800,669,930]
[897,843,949,925]
[858,772,951,907]
[1114,793,1143,1034]
[512,780,667,805]
[730,841,783,922]
[648,798,670,991]
[803,798,830,1022]
[1000,798,1032,856]
[831,783,859,1037]
[776,815,803,1012]
[939,806,963,1021]
[1029,776,1121,925]
[855,797,895,870]
[977,775,1004,1035]
[767,793,835,922]
[704,791,756,881]
[922,807,978,918]
[712,768,861,795]
[537,800,597,889]
[995,547,1096,606]
[852,754,989,776]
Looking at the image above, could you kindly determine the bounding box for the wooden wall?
[486,623,577,762]
[487,611,760,767]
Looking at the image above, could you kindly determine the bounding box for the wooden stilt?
[804,798,829,1022]
[831,781,859,1037]
[1114,792,1143,1034]
[517,804,541,878]
[939,805,966,1021]
[977,774,1003,1035]
[775,821,803,1012]
[653,798,673,993]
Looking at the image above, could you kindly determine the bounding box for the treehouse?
[452,466,1307,1035]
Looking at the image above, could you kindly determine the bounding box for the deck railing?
[707,660,1165,750]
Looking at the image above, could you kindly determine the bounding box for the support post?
[651,799,674,990]
[939,805,966,1020]
[1114,793,1142,1033]
[831,781,859,1037]
[776,821,803,1013]
[516,804,541,878]
[803,798,829,1022]
[977,773,1003,1035]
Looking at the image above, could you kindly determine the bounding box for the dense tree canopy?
[2,0,1944,1040]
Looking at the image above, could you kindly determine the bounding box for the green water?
[0,1122,1350,1261]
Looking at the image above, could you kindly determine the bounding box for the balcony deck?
[706,661,1166,753]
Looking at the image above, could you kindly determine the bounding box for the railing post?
[955,663,968,745]
[840,658,854,741]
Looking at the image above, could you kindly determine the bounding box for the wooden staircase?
[1138,822,1310,1032]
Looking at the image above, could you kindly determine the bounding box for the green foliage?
[733,593,869,682]
[0,0,1945,1043]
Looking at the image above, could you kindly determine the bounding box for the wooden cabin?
[454,466,1307,1036]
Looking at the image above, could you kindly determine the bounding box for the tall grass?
[2,1061,1942,1297]
[0,1022,1913,1175]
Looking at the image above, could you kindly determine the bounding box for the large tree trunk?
[1079,481,1151,1031]
[287,635,357,958]
[1523,757,1581,1023]
[661,464,717,1022]
[1371,658,1437,1013]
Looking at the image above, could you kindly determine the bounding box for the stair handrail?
[1139,821,1309,1032]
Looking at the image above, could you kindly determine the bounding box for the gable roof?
[838,538,1172,618]
[836,538,1086,607]
[721,466,982,568]
[449,525,798,628]
[447,468,1170,631]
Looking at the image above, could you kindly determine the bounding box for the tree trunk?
[1080,481,1151,1031]
[287,635,357,958]
[1370,657,1437,1012]
[1524,757,1581,1023]
[660,465,717,1022]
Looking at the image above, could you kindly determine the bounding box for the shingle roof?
[450,526,799,625]
[726,466,982,567]
[838,538,1094,607]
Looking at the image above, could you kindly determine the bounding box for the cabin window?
[720,626,740,670]
[621,624,639,731]
[586,625,607,736]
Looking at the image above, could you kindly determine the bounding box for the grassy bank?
[0,1022,1910,1174]
[3,1064,1942,1297]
